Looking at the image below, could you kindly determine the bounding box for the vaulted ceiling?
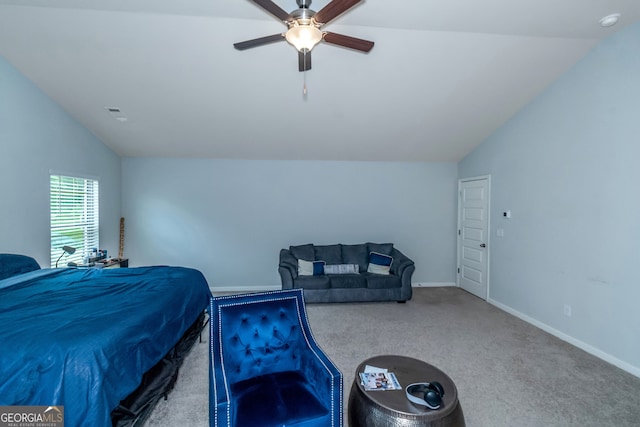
[1,0,638,161]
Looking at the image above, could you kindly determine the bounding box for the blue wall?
[4,17,639,379]
[0,56,121,267]
[459,23,640,375]
[121,158,458,289]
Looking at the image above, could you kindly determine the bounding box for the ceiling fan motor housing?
[290,8,316,23]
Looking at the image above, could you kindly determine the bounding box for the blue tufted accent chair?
[209,288,343,427]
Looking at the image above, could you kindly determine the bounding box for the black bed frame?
[111,311,207,427]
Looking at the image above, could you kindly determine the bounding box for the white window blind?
[50,174,99,267]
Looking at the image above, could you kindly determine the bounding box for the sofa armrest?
[279,249,298,289]
[391,248,415,301]
[391,248,414,277]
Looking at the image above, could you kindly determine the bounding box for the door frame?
[456,175,491,300]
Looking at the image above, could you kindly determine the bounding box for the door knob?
[480,243,486,248]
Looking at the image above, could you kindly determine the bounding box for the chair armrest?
[299,349,342,407]
[297,323,343,420]
[209,300,231,426]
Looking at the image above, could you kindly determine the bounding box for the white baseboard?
[488,298,640,379]
[213,283,456,292]
[209,285,280,293]
[412,282,456,288]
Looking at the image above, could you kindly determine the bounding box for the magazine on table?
[359,371,402,391]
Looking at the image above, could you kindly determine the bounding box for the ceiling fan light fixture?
[285,24,323,52]
[234,0,374,72]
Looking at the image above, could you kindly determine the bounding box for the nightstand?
[74,258,129,269]
[100,258,129,268]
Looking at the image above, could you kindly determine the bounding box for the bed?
[0,254,212,427]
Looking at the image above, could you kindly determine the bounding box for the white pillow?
[324,264,359,275]
[367,252,393,275]
[298,259,325,276]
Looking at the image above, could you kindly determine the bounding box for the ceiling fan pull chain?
[303,68,308,96]
[303,52,308,96]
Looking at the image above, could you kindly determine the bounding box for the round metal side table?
[349,355,465,427]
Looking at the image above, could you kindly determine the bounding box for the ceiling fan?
[234,0,374,71]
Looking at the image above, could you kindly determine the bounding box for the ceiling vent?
[105,107,128,122]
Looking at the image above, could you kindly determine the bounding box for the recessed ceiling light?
[599,13,621,27]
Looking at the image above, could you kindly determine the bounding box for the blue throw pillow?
[0,254,41,280]
[367,252,393,275]
[298,259,325,276]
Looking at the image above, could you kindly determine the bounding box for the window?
[50,174,99,267]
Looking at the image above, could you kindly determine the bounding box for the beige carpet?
[145,287,640,426]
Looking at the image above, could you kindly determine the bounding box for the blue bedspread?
[0,266,211,427]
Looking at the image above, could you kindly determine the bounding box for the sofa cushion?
[294,275,331,290]
[314,245,342,264]
[367,252,393,275]
[298,259,325,276]
[365,273,402,289]
[290,244,315,261]
[329,274,366,289]
[367,243,394,256]
[341,244,368,273]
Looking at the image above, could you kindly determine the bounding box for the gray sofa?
[278,243,415,303]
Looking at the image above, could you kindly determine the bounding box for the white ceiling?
[1,0,638,161]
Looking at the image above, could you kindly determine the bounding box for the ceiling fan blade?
[234,33,285,50]
[314,0,361,25]
[323,32,374,52]
[298,51,312,72]
[251,0,290,22]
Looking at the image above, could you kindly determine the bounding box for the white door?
[457,177,490,300]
